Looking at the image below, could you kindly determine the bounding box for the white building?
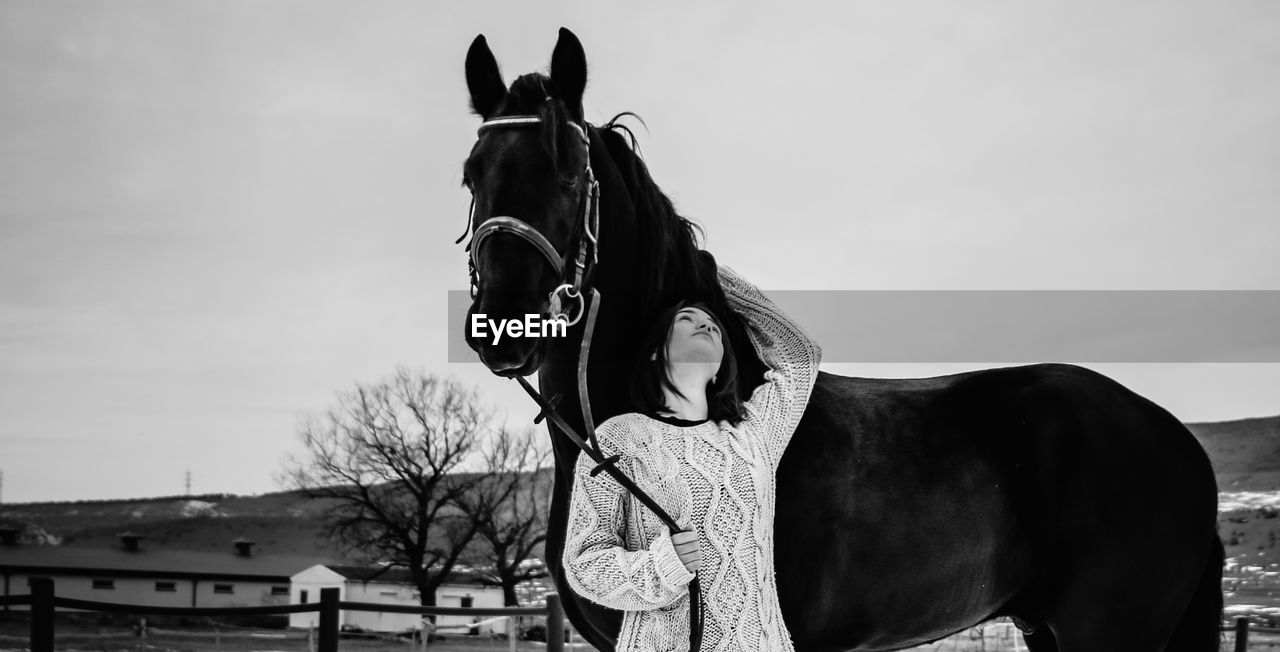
[289,564,508,635]
[0,533,324,612]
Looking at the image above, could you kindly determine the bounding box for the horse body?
[460,29,1223,651]
[774,367,1220,650]
[778,370,1030,649]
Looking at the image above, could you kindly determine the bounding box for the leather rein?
[460,114,704,651]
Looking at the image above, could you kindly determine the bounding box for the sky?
[1,1,1278,503]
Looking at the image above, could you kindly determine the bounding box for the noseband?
[460,115,600,326]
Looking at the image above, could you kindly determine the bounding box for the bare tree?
[454,427,553,606]
[282,368,494,607]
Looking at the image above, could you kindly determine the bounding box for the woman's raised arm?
[720,265,822,467]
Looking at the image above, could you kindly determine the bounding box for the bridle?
[459,112,705,651]
[459,115,600,327]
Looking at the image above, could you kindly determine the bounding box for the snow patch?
[1220,491,1280,512]
[180,500,220,517]
[1226,604,1280,615]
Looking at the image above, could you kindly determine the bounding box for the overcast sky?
[2,1,1278,503]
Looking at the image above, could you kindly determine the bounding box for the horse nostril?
[488,358,523,374]
[480,344,540,378]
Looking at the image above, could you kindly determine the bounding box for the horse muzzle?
[464,303,550,377]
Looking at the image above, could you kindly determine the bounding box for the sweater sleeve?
[721,265,822,468]
[562,418,695,611]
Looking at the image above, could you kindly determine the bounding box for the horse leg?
[1163,535,1226,652]
[1021,626,1059,652]
[1031,545,1204,652]
[1040,574,1192,652]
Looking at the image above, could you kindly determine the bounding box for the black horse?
[459,28,1223,652]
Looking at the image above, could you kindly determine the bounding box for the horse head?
[461,28,762,388]
[461,28,600,376]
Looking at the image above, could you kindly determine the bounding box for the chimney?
[118,532,143,552]
[0,527,19,546]
[233,537,255,557]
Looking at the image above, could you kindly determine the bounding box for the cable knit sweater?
[563,265,822,652]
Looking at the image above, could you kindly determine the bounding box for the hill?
[1184,414,1280,569]
[0,473,554,566]
[1186,414,1280,492]
[0,490,347,560]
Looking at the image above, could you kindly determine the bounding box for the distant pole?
[185,469,192,496]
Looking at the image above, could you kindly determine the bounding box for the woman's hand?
[671,530,701,573]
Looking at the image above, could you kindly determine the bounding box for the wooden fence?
[1225,615,1280,651]
[11,578,1275,652]
[0,577,565,652]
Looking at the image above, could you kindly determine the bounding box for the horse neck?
[541,129,705,470]
[540,139,645,472]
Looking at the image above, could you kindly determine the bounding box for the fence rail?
[52,597,320,616]
[11,576,565,652]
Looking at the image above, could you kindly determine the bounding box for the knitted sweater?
[563,265,822,652]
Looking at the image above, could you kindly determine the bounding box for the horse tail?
[1166,532,1225,652]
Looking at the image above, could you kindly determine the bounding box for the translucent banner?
[447,290,1280,363]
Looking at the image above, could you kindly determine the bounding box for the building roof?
[321,565,493,587]
[0,545,329,582]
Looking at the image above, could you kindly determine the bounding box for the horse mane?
[595,114,766,390]
[500,74,711,314]
[595,114,718,317]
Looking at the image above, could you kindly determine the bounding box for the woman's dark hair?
[629,300,744,425]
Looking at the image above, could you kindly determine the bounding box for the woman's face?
[664,306,724,375]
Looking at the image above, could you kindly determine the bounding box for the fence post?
[1228,614,1249,650]
[28,576,54,652]
[508,616,516,652]
[546,593,564,652]
[318,587,340,652]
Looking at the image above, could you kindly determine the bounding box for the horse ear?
[550,27,587,121]
[466,34,506,119]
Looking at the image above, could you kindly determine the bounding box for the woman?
[563,264,822,651]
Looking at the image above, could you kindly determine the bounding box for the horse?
[458,28,1223,652]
